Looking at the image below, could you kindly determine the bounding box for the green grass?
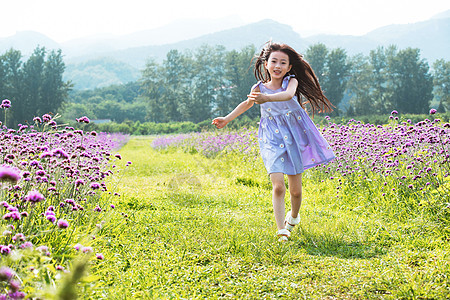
[86,136,449,299]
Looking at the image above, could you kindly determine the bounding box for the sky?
[1,0,449,43]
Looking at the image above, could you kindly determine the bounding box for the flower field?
[152,112,449,235]
[0,105,130,298]
[1,104,449,298]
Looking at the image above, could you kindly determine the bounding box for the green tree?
[387,48,433,114]
[346,54,374,115]
[1,49,24,126]
[323,48,350,114]
[305,43,328,85]
[140,58,165,122]
[432,59,449,112]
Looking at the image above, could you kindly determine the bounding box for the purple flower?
[429,108,437,115]
[391,110,398,115]
[25,190,44,203]
[1,99,11,109]
[0,246,11,255]
[74,243,83,251]
[90,183,100,190]
[81,246,93,253]
[57,219,69,229]
[0,165,21,184]
[42,114,52,122]
[96,253,104,260]
[46,215,56,223]
[114,154,122,160]
[52,148,69,159]
[19,242,33,249]
[33,117,42,123]
[76,116,90,124]
[0,266,14,281]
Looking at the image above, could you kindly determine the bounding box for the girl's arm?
[212,99,254,129]
[248,78,298,103]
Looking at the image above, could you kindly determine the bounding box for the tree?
[346,54,374,115]
[140,58,165,122]
[305,43,328,85]
[1,49,23,127]
[432,59,449,112]
[387,48,433,114]
[323,48,350,114]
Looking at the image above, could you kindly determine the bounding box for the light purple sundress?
[255,75,336,175]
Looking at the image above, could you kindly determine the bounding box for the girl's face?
[265,51,292,80]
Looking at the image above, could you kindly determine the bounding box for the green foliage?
[0,47,71,127]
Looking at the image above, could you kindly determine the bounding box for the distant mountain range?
[1,11,448,90]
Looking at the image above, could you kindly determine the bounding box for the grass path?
[92,136,449,299]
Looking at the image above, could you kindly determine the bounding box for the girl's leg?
[270,172,286,230]
[287,174,302,218]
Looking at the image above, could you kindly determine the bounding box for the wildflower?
[114,154,122,160]
[391,110,398,115]
[56,265,64,270]
[81,246,93,253]
[52,148,69,159]
[46,215,56,223]
[0,245,11,255]
[94,205,102,212]
[57,219,69,229]
[25,190,44,203]
[429,108,437,115]
[0,266,14,281]
[0,165,21,184]
[96,253,104,260]
[74,244,83,251]
[1,99,11,109]
[90,183,100,190]
[110,204,115,209]
[42,114,52,122]
[76,116,90,124]
[33,117,42,123]
[19,242,33,249]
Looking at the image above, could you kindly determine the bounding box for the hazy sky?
[2,0,448,42]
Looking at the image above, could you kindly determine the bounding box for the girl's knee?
[289,189,302,199]
[273,184,286,196]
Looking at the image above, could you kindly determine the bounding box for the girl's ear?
[264,61,268,69]
[288,64,292,72]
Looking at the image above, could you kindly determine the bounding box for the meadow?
[0,104,449,299]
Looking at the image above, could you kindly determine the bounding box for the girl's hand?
[247,91,269,104]
[212,117,228,129]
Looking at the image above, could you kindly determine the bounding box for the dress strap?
[251,81,263,92]
[282,75,295,89]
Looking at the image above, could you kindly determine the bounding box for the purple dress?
[255,75,335,175]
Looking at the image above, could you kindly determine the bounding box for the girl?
[212,42,335,241]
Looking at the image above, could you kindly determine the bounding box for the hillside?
[1,12,448,90]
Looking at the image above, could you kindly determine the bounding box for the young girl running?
[212,42,336,241]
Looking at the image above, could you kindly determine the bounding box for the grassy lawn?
[90,136,449,299]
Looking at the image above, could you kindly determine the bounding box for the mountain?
[1,12,448,90]
[60,16,245,57]
[0,31,60,55]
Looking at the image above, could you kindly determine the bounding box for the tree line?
[0,44,448,127]
[0,48,71,127]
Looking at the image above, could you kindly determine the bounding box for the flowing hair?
[253,42,334,116]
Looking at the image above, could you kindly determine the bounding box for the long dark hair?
[253,42,334,115]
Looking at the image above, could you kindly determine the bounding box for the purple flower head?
[0,266,14,281]
[1,99,11,109]
[0,165,21,184]
[57,219,69,229]
[74,243,83,251]
[0,245,11,255]
[81,246,93,253]
[76,116,90,124]
[52,148,69,159]
[46,215,56,223]
[114,154,122,160]
[96,253,104,260]
[9,280,21,292]
[74,179,85,187]
[90,182,100,190]
[429,108,437,115]
[19,242,33,249]
[391,110,398,115]
[42,114,52,122]
[25,190,44,203]
[33,116,42,123]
